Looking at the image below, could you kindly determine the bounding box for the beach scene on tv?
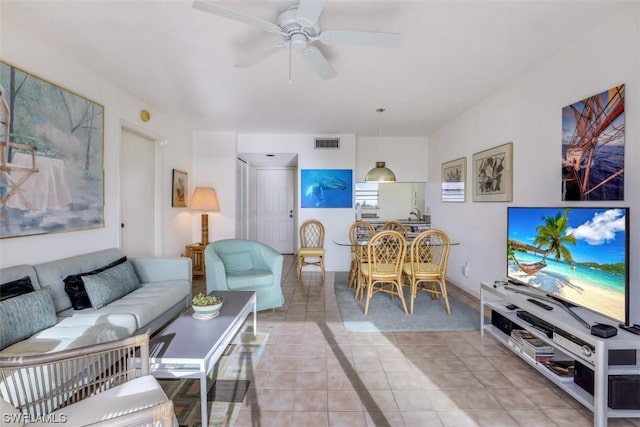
[507,207,627,323]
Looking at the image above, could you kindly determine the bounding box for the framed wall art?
[441,157,466,202]
[172,169,187,207]
[561,84,625,201]
[301,169,352,208]
[473,142,513,202]
[0,61,104,238]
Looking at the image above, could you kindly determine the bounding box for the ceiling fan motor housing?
[278,5,319,47]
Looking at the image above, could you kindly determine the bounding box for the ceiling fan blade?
[319,30,400,47]
[296,0,326,26]
[234,44,286,68]
[301,46,336,80]
[193,0,280,33]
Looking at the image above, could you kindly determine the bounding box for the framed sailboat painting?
[561,85,625,201]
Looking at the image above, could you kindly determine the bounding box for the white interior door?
[255,168,294,254]
[120,128,155,256]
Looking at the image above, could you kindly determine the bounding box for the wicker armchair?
[0,334,175,426]
[402,229,452,314]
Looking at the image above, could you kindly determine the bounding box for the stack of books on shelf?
[508,329,554,362]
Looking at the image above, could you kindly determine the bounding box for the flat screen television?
[507,207,629,325]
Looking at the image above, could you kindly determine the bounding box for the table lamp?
[189,187,219,246]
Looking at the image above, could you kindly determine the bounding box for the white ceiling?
[2,0,630,136]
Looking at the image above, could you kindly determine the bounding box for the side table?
[185,243,205,277]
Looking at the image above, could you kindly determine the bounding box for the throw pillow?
[82,261,141,310]
[219,251,253,273]
[0,276,35,301]
[64,256,127,310]
[0,288,57,350]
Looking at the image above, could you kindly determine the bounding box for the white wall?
[192,132,238,243]
[426,6,640,324]
[0,20,193,267]
[356,136,428,182]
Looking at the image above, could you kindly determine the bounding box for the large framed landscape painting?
[301,169,352,208]
[561,85,625,201]
[0,62,104,238]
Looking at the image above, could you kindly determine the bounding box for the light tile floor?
[194,256,640,427]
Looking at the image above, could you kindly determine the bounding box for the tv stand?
[505,284,591,329]
[481,282,640,427]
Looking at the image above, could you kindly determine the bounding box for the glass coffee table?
[147,290,257,426]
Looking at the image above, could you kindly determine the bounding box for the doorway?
[254,168,295,254]
[120,127,159,256]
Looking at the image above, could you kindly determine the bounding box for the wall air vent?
[315,138,340,149]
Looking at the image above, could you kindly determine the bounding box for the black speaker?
[574,361,640,409]
[491,310,523,336]
[609,376,640,409]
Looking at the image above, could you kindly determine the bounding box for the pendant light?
[365,108,396,183]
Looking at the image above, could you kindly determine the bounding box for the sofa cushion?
[0,289,57,350]
[64,256,128,310]
[0,313,137,357]
[0,276,35,301]
[33,375,169,427]
[219,251,253,273]
[226,269,274,290]
[86,280,191,330]
[82,261,141,310]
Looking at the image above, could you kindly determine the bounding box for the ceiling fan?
[192,0,399,80]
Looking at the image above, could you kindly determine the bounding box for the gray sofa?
[0,248,192,356]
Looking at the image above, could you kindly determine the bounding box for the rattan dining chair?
[297,219,326,281]
[381,220,408,237]
[402,229,452,314]
[357,229,409,316]
[348,221,376,288]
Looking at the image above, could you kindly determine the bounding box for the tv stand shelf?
[480,282,640,427]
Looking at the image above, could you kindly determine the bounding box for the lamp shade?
[189,187,219,211]
[365,161,396,183]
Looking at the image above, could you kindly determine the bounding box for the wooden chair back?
[409,229,451,277]
[381,220,407,237]
[366,230,406,278]
[300,219,325,248]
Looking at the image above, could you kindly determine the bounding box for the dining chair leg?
[439,279,451,314]
[395,279,409,315]
[410,277,417,315]
[364,279,374,315]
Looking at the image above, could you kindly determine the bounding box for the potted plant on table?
[192,293,224,319]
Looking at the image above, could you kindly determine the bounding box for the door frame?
[120,122,165,256]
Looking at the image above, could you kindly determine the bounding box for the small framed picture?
[472,142,513,202]
[441,157,466,202]
[172,169,188,207]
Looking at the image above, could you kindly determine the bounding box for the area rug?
[158,326,270,427]
[334,272,480,332]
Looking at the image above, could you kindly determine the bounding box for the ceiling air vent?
[315,138,340,149]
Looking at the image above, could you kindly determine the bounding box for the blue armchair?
[204,239,285,311]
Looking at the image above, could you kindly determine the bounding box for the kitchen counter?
[361,218,431,238]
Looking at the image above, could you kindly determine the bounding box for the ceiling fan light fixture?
[365,161,396,183]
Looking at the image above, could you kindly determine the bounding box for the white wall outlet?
[462,262,470,277]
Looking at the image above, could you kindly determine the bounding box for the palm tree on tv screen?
[533,209,576,263]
